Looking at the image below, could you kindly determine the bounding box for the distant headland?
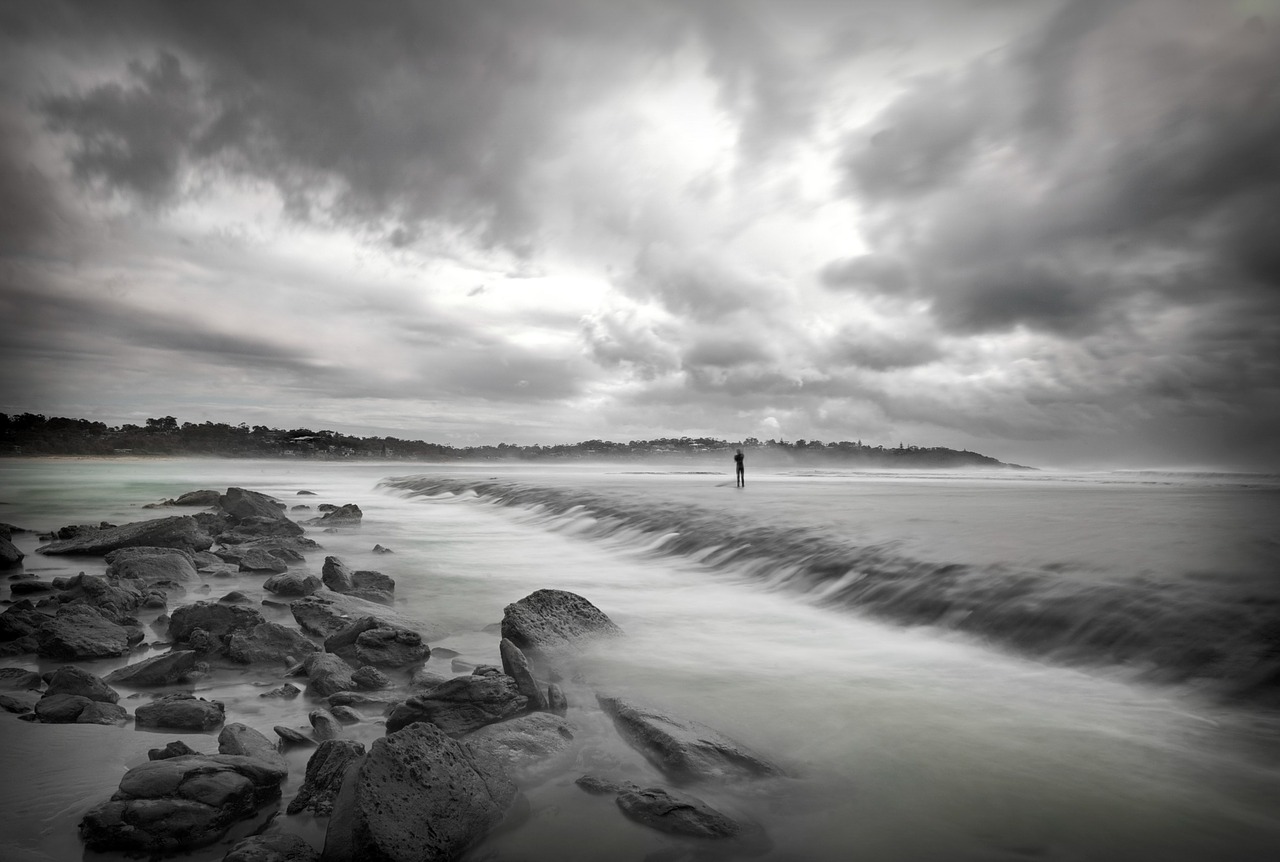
[0,413,1032,469]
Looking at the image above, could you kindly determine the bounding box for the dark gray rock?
[309,707,344,740]
[216,547,289,573]
[227,622,319,666]
[463,712,576,780]
[78,744,287,855]
[107,650,201,686]
[106,549,200,583]
[37,515,213,555]
[597,695,782,784]
[259,682,301,699]
[321,722,515,862]
[372,544,394,554]
[320,556,354,593]
[175,490,222,507]
[219,487,289,523]
[274,725,314,747]
[410,666,450,689]
[351,665,390,690]
[350,569,394,603]
[385,673,527,736]
[616,786,750,839]
[135,692,226,731]
[327,690,394,708]
[0,535,23,568]
[219,591,251,604]
[325,616,428,668]
[45,665,119,703]
[0,667,42,690]
[501,589,623,653]
[0,600,45,642]
[263,572,323,597]
[218,723,289,774]
[34,692,128,724]
[287,739,365,817]
[169,601,266,643]
[500,638,549,711]
[310,504,362,527]
[224,832,320,862]
[304,652,357,697]
[54,572,143,623]
[575,774,642,795]
[330,705,361,724]
[36,603,130,659]
[1,691,39,712]
[149,740,200,760]
[10,578,54,594]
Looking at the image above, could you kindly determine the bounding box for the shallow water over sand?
[2,458,1279,861]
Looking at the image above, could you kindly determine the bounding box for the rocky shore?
[1,486,786,861]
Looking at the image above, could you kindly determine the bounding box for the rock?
[54,571,143,623]
[287,739,365,817]
[188,627,222,655]
[263,572,323,597]
[410,667,450,689]
[321,722,515,862]
[0,666,43,690]
[297,490,317,496]
[0,600,45,642]
[35,692,128,724]
[499,638,549,711]
[320,556,354,593]
[259,682,301,699]
[219,487,289,523]
[575,774,642,795]
[220,590,253,604]
[227,621,320,665]
[36,603,130,659]
[107,650,202,686]
[597,695,782,784]
[169,601,266,643]
[174,490,222,507]
[330,705,361,724]
[78,747,287,855]
[304,652,357,697]
[464,712,576,781]
[351,665,390,690]
[291,505,311,511]
[309,708,344,740]
[37,515,213,555]
[324,617,428,668]
[106,549,200,583]
[44,665,119,703]
[218,723,289,773]
[615,786,750,839]
[216,547,289,573]
[219,518,306,544]
[274,726,314,747]
[135,692,226,731]
[235,536,323,555]
[150,740,200,760]
[317,504,337,513]
[327,691,393,708]
[0,690,39,712]
[547,683,568,716]
[352,568,394,595]
[372,544,394,554]
[267,546,306,563]
[10,578,54,594]
[0,535,23,568]
[385,673,527,736]
[310,504,362,527]
[501,589,623,654]
[223,832,320,862]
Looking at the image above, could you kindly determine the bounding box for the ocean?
[1,457,1279,861]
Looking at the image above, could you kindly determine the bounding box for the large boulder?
[169,601,266,643]
[287,739,366,817]
[36,603,131,659]
[219,487,289,523]
[105,548,200,583]
[227,621,319,665]
[321,722,516,862]
[78,742,288,855]
[349,570,394,605]
[385,673,527,736]
[218,723,288,774]
[174,489,222,507]
[0,534,24,568]
[53,572,142,623]
[135,692,225,731]
[263,571,323,597]
[36,515,213,555]
[320,556,354,593]
[0,600,45,643]
[34,692,128,725]
[463,712,576,782]
[596,695,782,784]
[44,665,119,703]
[324,617,429,668]
[501,589,623,653]
[106,650,201,687]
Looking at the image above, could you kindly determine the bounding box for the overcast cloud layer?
[2,0,1278,470]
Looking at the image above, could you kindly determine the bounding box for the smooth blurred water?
[2,458,1279,862]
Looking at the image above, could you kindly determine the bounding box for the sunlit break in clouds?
[2,0,1279,470]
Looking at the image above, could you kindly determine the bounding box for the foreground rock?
[597,695,782,784]
[169,601,266,644]
[44,665,119,703]
[385,673,527,736]
[501,589,623,653]
[287,739,366,817]
[34,693,128,724]
[36,515,213,555]
[228,622,319,665]
[79,726,288,855]
[36,604,131,659]
[224,833,320,862]
[464,712,576,781]
[324,616,428,668]
[303,653,358,697]
[322,722,516,862]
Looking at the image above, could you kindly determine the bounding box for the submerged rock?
[385,673,527,736]
[36,515,213,555]
[464,712,576,781]
[597,694,782,784]
[322,722,515,862]
[615,786,750,839]
[501,589,623,653]
[310,504,362,527]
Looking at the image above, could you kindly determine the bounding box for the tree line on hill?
[0,413,1028,468]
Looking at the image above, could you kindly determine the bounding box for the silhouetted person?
[734,448,745,487]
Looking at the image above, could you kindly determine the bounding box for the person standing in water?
[734,448,745,487]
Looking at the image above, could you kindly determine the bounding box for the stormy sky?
[2,0,1278,470]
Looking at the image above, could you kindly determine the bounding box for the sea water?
[1,458,1279,861]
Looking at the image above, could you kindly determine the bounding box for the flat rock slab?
[37,515,213,555]
[106,650,201,686]
[501,589,623,652]
[36,604,130,659]
[290,591,437,640]
[228,621,319,665]
[616,786,753,840]
[0,667,43,690]
[106,550,200,583]
[322,722,515,862]
[385,673,527,737]
[597,695,782,784]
